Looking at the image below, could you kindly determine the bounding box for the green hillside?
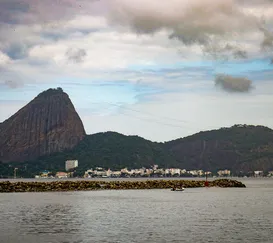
[2,125,273,178]
[165,124,273,173]
[1,132,177,178]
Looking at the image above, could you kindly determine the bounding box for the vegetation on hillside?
[165,124,273,173]
[2,132,177,178]
[1,125,273,178]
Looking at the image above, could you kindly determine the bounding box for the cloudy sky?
[1,0,273,141]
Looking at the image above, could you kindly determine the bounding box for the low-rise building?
[254,171,263,177]
[40,170,52,178]
[56,172,68,179]
[170,168,181,176]
[217,169,231,177]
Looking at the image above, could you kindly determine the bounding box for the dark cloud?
[203,42,248,61]
[5,44,28,60]
[260,27,273,50]
[233,49,248,59]
[0,1,29,24]
[0,0,101,25]
[259,26,273,64]
[66,48,87,63]
[215,74,253,93]
[4,80,23,89]
[107,0,262,60]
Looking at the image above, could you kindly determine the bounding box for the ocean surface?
[0,178,272,243]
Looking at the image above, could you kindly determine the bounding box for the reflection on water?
[0,179,273,243]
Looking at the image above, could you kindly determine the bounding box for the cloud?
[202,42,248,61]
[107,0,264,60]
[0,0,102,25]
[0,0,272,87]
[27,30,191,71]
[0,0,272,65]
[260,27,273,50]
[3,80,23,89]
[66,48,87,63]
[215,74,253,93]
[0,51,11,65]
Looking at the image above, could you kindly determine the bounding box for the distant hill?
[0,88,85,162]
[165,124,273,173]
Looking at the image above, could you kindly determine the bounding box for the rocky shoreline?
[0,179,246,193]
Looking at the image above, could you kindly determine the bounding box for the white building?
[65,160,78,171]
[106,169,112,177]
[217,170,231,177]
[254,171,263,177]
[170,168,181,176]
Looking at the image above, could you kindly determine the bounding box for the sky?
[0,0,273,142]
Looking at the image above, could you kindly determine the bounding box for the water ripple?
[0,179,273,243]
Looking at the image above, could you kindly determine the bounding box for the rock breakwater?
[0,179,246,193]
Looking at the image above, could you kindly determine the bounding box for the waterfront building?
[56,172,68,179]
[254,171,263,177]
[217,170,231,177]
[169,168,181,176]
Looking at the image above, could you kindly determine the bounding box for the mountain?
[165,124,273,173]
[0,88,85,163]
[1,87,273,177]
[1,132,178,177]
[2,125,273,178]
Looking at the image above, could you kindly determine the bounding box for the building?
[254,171,263,177]
[56,172,68,179]
[65,160,78,171]
[39,170,52,178]
[217,169,231,177]
[170,168,181,176]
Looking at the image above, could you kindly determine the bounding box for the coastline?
[0,179,246,193]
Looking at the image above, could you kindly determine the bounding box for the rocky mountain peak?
[0,88,86,162]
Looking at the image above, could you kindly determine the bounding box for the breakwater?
[0,179,245,193]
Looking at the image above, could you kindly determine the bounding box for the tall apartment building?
[65,160,78,171]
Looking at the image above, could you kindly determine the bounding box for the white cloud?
[0,51,11,65]
[27,29,198,71]
[64,15,108,30]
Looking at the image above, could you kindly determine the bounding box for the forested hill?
[1,125,273,177]
[0,132,178,177]
[165,125,273,173]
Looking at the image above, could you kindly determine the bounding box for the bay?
[0,178,272,243]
